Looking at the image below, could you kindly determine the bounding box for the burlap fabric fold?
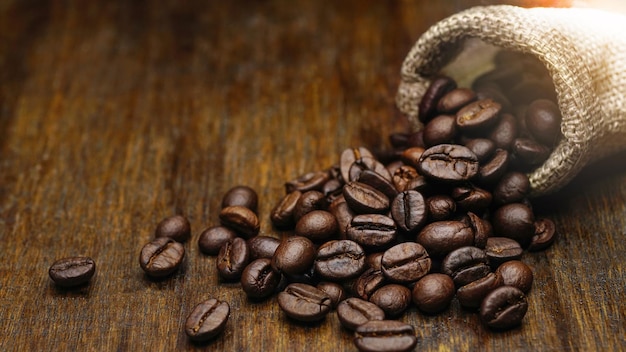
[396,5,626,195]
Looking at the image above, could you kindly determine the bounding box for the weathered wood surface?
[0,0,624,351]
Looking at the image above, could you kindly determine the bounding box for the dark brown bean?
[441,246,491,287]
[293,190,327,222]
[392,165,418,192]
[357,169,399,201]
[369,284,412,318]
[221,185,258,213]
[217,237,250,281]
[337,297,385,331]
[493,172,530,206]
[525,99,562,146]
[343,182,390,214]
[451,184,492,214]
[478,149,509,186]
[354,320,417,352]
[492,203,535,246]
[437,87,477,113]
[528,218,557,251]
[316,281,347,309]
[380,242,431,284]
[314,240,366,281]
[270,191,302,229]
[240,258,281,299]
[340,147,376,183]
[354,268,387,301]
[329,196,355,239]
[184,298,230,342]
[139,237,185,278]
[496,260,533,293]
[247,235,281,260]
[419,75,457,123]
[272,236,316,276]
[155,215,191,243]
[456,272,503,309]
[347,214,397,249]
[464,138,496,163]
[198,226,238,256]
[485,237,523,268]
[417,144,479,183]
[423,115,457,147]
[412,273,455,314]
[489,113,518,149]
[455,98,502,133]
[48,256,96,288]
[219,206,260,239]
[480,286,528,330]
[417,220,475,258]
[277,283,332,322]
[285,170,330,193]
[426,195,456,221]
[390,190,428,233]
[295,210,338,242]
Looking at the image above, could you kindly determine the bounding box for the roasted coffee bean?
[340,147,376,183]
[316,281,347,308]
[511,138,551,169]
[347,214,397,249]
[247,235,281,260]
[295,210,338,242]
[270,191,302,229]
[404,175,436,197]
[337,297,385,331]
[349,156,392,183]
[198,226,238,256]
[240,258,281,299]
[184,298,230,342]
[419,75,457,123]
[451,184,492,214]
[417,220,475,258]
[478,149,509,185]
[493,172,530,206]
[392,165,419,192]
[489,113,518,149]
[155,215,191,243]
[329,196,355,238]
[221,185,258,213]
[457,272,503,309]
[354,268,387,301]
[354,320,417,352]
[455,98,502,133]
[441,246,491,287]
[492,203,535,246]
[496,260,533,293]
[485,237,523,268]
[219,206,260,239]
[525,99,562,146]
[426,195,456,221]
[369,284,412,318]
[399,147,426,169]
[423,115,457,147]
[357,169,399,201]
[277,283,332,322]
[391,190,428,233]
[380,242,431,284]
[293,190,327,222]
[464,138,496,163]
[217,237,250,281]
[528,218,557,251]
[322,178,344,202]
[365,252,384,271]
[139,237,185,278]
[272,236,316,276]
[480,286,528,330]
[467,212,491,248]
[285,170,330,193]
[49,256,96,288]
[418,144,479,183]
[314,240,366,281]
[437,87,477,113]
[343,182,390,214]
[412,273,455,314]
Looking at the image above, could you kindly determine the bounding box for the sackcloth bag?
[395,5,626,196]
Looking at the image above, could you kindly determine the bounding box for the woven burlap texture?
[396,5,626,195]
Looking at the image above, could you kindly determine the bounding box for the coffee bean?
[271,191,302,229]
[285,170,330,193]
[337,297,385,331]
[488,113,518,149]
[496,260,533,293]
[467,212,491,248]
[464,138,496,163]
[155,215,191,243]
[343,182,389,214]
[277,283,332,322]
[217,237,250,281]
[354,320,417,352]
[423,115,457,147]
[272,236,316,276]
[314,240,366,281]
[240,258,281,299]
[437,87,477,114]
[369,284,412,318]
[347,214,397,249]
[493,172,530,206]
[340,147,376,183]
[456,272,503,308]
[357,169,399,201]
[354,268,387,301]
[480,286,528,330]
[455,98,502,133]
[219,206,260,239]
[322,178,344,203]
[316,281,347,308]
[478,149,509,185]
[399,147,425,169]
[411,273,455,314]
[139,237,185,278]
[221,185,258,213]
[198,226,237,256]
[528,218,557,252]
[184,298,230,342]
[426,195,456,221]
[525,99,562,146]
[329,196,355,238]
[380,242,431,284]
[416,220,474,258]
[492,203,535,246]
[295,210,339,242]
[441,246,491,287]
[390,190,428,233]
[485,237,523,268]
[48,256,96,288]
[247,235,281,260]
[293,190,327,222]
[418,144,479,183]
[349,156,392,183]
[365,252,384,271]
[392,165,418,192]
[419,75,457,123]
[451,184,492,214]
[511,138,550,169]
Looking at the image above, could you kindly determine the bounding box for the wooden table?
[1,0,624,350]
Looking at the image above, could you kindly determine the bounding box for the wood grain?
[0,0,624,351]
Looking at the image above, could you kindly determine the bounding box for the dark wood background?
[1,0,624,351]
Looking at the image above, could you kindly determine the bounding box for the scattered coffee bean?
[347,214,397,249]
[380,242,431,284]
[485,237,523,268]
[343,181,390,214]
[155,215,191,243]
[412,273,455,314]
[198,226,238,256]
[277,283,332,322]
[417,220,474,258]
[492,203,535,246]
[272,236,316,276]
[139,237,185,278]
[221,185,258,213]
[286,170,330,193]
[369,284,412,318]
[337,297,386,331]
[354,268,387,301]
[441,246,491,287]
[184,298,230,342]
[528,218,557,251]
[390,190,428,233]
[48,256,96,288]
[293,190,326,222]
[456,272,503,309]
[241,258,281,299]
[525,99,562,146]
[316,281,347,308]
[418,144,479,183]
[219,206,260,239]
[496,260,533,293]
[354,320,417,352]
[295,210,339,242]
[419,75,457,123]
[314,239,366,281]
[480,286,528,330]
[271,191,302,229]
[247,235,281,260]
[217,237,250,281]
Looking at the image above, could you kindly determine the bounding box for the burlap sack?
[396,5,626,196]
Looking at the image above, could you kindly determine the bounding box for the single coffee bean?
[357,169,399,201]
[247,235,281,260]
[437,87,477,113]
[441,246,491,287]
[419,75,457,123]
[467,212,491,248]
[528,218,557,251]
[295,210,339,242]
[426,195,456,221]
[270,191,302,229]
[347,214,397,249]
[293,190,327,222]
[525,99,562,146]
[380,242,431,284]
[285,170,330,193]
[369,284,412,318]
[493,172,530,206]
[139,237,185,278]
[217,237,250,281]
[337,297,385,331]
[423,115,457,147]
[340,147,376,183]
[451,184,492,214]
[489,113,518,150]
[455,98,502,133]
[316,281,347,308]
[329,195,355,238]
[464,138,496,163]
[219,206,260,239]
[277,283,332,322]
[365,252,384,271]
[412,273,455,314]
[198,226,238,256]
[485,237,523,268]
[456,272,503,309]
[492,203,535,246]
[354,320,417,352]
[48,256,96,288]
[155,215,191,243]
[480,286,528,330]
[184,298,230,342]
[314,240,366,281]
[322,178,344,203]
[392,165,418,192]
[399,147,426,169]
[417,144,479,183]
[478,149,509,185]
[416,220,474,258]
[343,182,389,214]
[349,156,392,183]
[511,138,550,169]
[240,258,281,299]
[221,185,258,213]
[496,260,533,293]
[354,268,387,301]
[390,190,428,233]
[271,236,316,276]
